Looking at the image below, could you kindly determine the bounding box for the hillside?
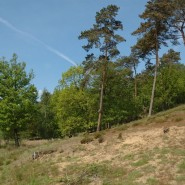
[1,105,185,185]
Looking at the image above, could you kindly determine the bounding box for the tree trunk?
[97,57,107,132]
[148,30,159,117]
[148,62,158,117]
[180,29,185,47]
[97,82,104,131]
[133,64,137,98]
[14,129,20,147]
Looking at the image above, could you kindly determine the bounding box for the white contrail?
[0,17,77,66]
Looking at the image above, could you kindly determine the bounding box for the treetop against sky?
[0,0,184,93]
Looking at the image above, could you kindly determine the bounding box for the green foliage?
[79,5,125,131]
[51,52,185,136]
[163,0,185,46]
[52,86,97,136]
[1,3,182,139]
[132,0,179,116]
[52,66,98,136]
[79,5,125,56]
[48,3,185,135]
[154,63,185,112]
[60,66,83,89]
[160,49,180,65]
[0,54,37,146]
[33,89,60,139]
[103,62,142,124]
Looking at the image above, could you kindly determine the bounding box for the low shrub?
[81,136,93,144]
[117,133,123,140]
[98,136,104,143]
[94,132,102,139]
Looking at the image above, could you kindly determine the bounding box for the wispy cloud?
[0,17,77,66]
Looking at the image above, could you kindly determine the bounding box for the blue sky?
[0,0,184,95]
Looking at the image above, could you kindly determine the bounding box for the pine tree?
[132,0,175,116]
[79,5,125,131]
[167,0,185,47]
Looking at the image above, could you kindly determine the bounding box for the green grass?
[65,155,80,162]
[61,162,152,185]
[153,147,185,160]
[146,178,159,185]
[0,141,61,185]
[117,124,129,131]
[60,163,144,185]
[124,154,135,160]
[116,105,185,129]
[158,148,170,155]
[172,149,185,156]
[153,116,167,124]
[174,117,183,122]
[131,153,150,167]
[141,165,156,174]
[132,158,149,167]
[113,104,185,131]
[178,160,185,173]
[176,175,185,183]
[0,160,59,185]
[122,170,143,185]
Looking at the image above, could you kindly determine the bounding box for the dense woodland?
[0,0,185,146]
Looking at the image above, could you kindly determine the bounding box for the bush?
[98,136,104,143]
[94,132,102,139]
[81,136,93,144]
[117,133,123,140]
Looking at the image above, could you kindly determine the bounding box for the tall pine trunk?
[148,29,159,117]
[148,59,158,117]
[97,81,104,131]
[97,57,107,132]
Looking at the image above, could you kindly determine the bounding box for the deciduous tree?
[0,54,37,146]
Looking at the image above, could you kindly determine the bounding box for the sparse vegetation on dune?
[1,1,185,184]
[1,105,185,184]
